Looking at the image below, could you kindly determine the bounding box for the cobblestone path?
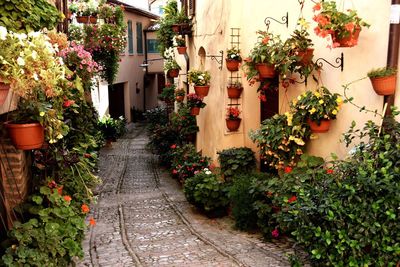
[78,124,293,267]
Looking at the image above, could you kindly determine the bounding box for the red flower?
[89,217,96,226]
[172,169,178,175]
[84,153,92,158]
[345,22,355,32]
[271,228,279,238]
[57,185,64,195]
[326,169,334,174]
[81,204,90,214]
[313,2,321,11]
[170,144,177,149]
[262,36,270,44]
[64,195,72,202]
[288,195,297,203]
[63,99,75,108]
[48,180,57,189]
[284,166,293,173]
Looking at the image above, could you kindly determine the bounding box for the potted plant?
[188,70,211,97]
[226,47,242,72]
[159,83,176,104]
[313,1,370,48]
[227,81,243,99]
[226,106,241,131]
[367,67,397,96]
[164,58,181,78]
[173,35,187,55]
[74,0,99,24]
[174,88,186,102]
[171,9,191,33]
[286,25,314,65]
[186,93,206,116]
[291,87,342,133]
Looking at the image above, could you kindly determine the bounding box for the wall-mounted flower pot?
[177,46,187,54]
[255,63,276,79]
[308,119,331,133]
[167,69,179,78]
[190,107,200,116]
[297,48,314,65]
[226,59,241,72]
[333,27,361,47]
[5,122,44,150]
[226,118,241,131]
[176,95,185,102]
[194,85,210,97]
[227,86,243,99]
[76,16,97,24]
[172,24,180,33]
[369,75,397,95]
[0,82,10,105]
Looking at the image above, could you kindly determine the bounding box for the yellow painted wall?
[183,0,393,164]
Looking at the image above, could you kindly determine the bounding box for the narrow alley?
[78,124,293,267]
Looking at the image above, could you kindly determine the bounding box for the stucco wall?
[184,0,393,164]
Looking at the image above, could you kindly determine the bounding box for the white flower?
[205,170,212,175]
[203,168,209,171]
[32,73,39,81]
[56,133,63,139]
[28,31,41,38]
[31,50,37,60]
[20,69,24,74]
[17,57,25,66]
[58,57,64,65]
[0,26,7,40]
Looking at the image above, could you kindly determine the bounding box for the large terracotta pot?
[190,107,200,116]
[255,63,276,79]
[194,85,210,97]
[333,27,361,47]
[226,118,241,131]
[5,122,45,150]
[177,46,187,54]
[226,59,241,72]
[369,75,397,96]
[297,48,314,65]
[76,16,97,24]
[308,119,331,133]
[167,69,179,78]
[0,81,10,105]
[227,86,243,99]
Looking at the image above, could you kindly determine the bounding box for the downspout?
[144,30,149,111]
[385,0,400,117]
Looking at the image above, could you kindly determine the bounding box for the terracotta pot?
[333,27,361,47]
[177,46,187,54]
[369,75,397,96]
[175,95,185,102]
[255,63,276,79]
[308,119,331,133]
[5,122,45,150]
[226,118,241,131]
[227,86,243,99]
[190,107,200,116]
[226,59,241,72]
[172,24,180,33]
[167,69,179,78]
[194,85,210,97]
[0,81,10,105]
[76,16,97,24]
[297,48,314,64]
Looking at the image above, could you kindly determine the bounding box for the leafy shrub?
[184,169,229,218]
[217,147,255,179]
[170,104,199,139]
[145,107,169,132]
[97,115,126,141]
[147,124,181,166]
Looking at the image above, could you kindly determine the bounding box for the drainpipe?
[385,0,400,117]
[144,30,149,111]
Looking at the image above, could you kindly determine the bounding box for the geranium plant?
[313,1,370,47]
[186,93,206,108]
[188,70,211,86]
[226,106,241,120]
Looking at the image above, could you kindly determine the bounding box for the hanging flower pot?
[175,95,184,102]
[297,48,314,65]
[190,107,200,116]
[226,59,241,72]
[226,118,241,131]
[5,122,45,150]
[255,63,276,79]
[308,119,331,133]
[172,24,180,33]
[177,46,187,54]
[227,85,243,99]
[0,81,10,105]
[332,27,361,48]
[194,85,210,97]
[369,75,397,96]
[167,69,179,78]
[76,16,97,24]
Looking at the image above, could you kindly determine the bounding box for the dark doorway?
[157,74,165,94]
[108,83,125,119]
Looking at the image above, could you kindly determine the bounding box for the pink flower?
[170,144,177,149]
[272,228,279,238]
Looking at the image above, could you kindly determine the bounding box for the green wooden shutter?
[136,22,143,54]
[127,20,133,54]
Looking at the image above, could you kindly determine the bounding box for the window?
[127,20,133,55]
[147,39,159,53]
[188,0,195,16]
[136,22,143,54]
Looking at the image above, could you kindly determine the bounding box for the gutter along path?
[78,124,292,267]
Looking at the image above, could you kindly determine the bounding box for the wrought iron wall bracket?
[206,50,224,70]
[264,12,288,31]
[315,52,344,72]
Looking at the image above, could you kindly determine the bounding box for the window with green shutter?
[147,39,159,53]
[127,20,133,55]
[136,22,143,54]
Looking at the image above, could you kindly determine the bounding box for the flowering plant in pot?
[227,81,243,99]
[312,1,370,48]
[226,106,241,131]
[71,0,99,23]
[186,93,206,116]
[367,67,397,96]
[188,69,211,97]
[174,88,186,102]
[171,9,191,33]
[291,87,343,133]
[173,35,186,54]
[164,58,181,78]
[159,83,176,103]
[226,47,242,72]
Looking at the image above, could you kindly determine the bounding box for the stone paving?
[78,124,294,267]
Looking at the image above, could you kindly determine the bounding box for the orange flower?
[313,3,321,12]
[57,185,64,195]
[81,204,90,213]
[345,22,355,32]
[64,195,72,202]
[89,217,96,226]
[262,36,270,44]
